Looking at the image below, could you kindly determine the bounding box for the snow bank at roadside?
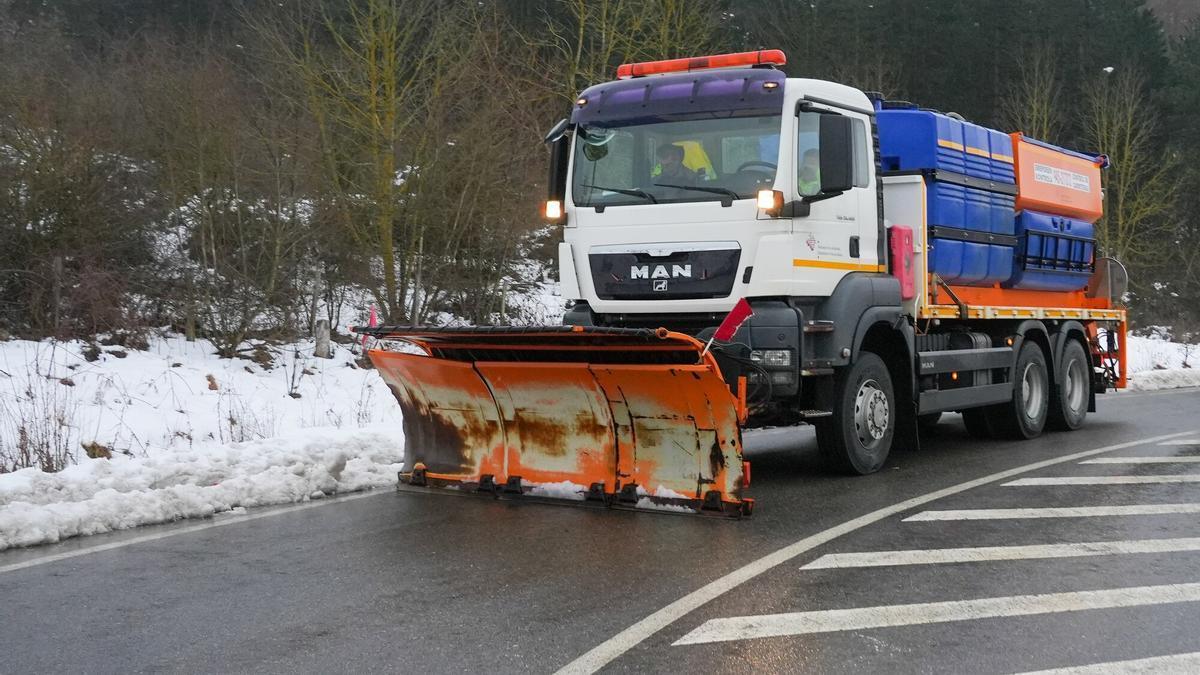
[1124,334,1198,392]
[0,333,402,460]
[0,426,403,550]
[1124,368,1200,392]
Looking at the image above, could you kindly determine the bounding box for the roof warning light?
[615,49,786,79]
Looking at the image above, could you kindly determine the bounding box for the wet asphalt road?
[2,387,1200,674]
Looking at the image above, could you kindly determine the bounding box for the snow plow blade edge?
[355,326,750,517]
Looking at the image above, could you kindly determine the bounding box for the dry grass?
[0,369,78,473]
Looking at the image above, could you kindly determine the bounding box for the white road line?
[551,429,1198,675]
[904,503,1200,521]
[0,490,389,575]
[1005,476,1200,486]
[800,537,1200,570]
[1158,439,1200,446]
[1019,651,1200,674]
[672,582,1200,645]
[1081,456,1200,464]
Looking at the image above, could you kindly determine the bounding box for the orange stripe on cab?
[793,259,885,272]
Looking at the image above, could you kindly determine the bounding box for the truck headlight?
[750,349,792,367]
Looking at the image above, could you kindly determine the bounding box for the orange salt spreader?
[1009,133,1106,223]
[353,325,753,517]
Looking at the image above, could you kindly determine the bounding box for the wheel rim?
[1065,356,1087,413]
[854,379,890,449]
[1021,361,1045,419]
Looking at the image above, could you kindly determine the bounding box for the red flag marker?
[703,298,754,356]
[715,298,754,341]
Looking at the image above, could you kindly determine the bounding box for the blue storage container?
[929,238,1014,286]
[875,101,1015,183]
[924,182,1017,286]
[875,99,1020,287]
[1005,211,1095,291]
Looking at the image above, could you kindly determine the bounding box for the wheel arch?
[1006,320,1051,403]
[1051,321,1092,372]
[854,315,918,452]
[1013,320,1051,371]
[1013,319,1051,355]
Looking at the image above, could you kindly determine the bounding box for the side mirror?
[818,115,855,195]
[545,132,571,224]
[544,118,571,144]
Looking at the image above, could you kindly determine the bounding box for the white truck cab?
[553,61,882,315]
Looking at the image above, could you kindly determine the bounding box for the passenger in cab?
[798,149,821,196]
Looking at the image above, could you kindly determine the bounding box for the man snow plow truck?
[356,49,1128,518]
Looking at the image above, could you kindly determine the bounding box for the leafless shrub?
[354,380,377,427]
[0,367,78,473]
[216,391,279,444]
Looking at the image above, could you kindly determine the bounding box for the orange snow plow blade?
[355,326,751,517]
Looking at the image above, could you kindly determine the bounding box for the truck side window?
[852,119,869,188]
[797,113,870,196]
[796,112,821,197]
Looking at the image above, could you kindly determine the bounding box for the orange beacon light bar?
[616,49,786,79]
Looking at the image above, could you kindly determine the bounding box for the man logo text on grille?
[630,264,692,280]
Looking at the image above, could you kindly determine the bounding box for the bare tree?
[1001,44,1064,141]
[248,0,460,322]
[398,5,557,324]
[1081,66,1180,268]
[544,0,726,103]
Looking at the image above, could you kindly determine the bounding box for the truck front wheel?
[816,352,894,475]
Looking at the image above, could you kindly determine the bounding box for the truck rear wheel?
[816,352,894,475]
[989,341,1049,440]
[1048,339,1089,431]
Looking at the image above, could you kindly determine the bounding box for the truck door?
[791,108,878,295]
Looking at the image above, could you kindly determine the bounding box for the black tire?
[961,408,993,439]
[1048,339,1089,431]
[917,412,942,434]
[816,352,895,475]
[989,340,1050,440]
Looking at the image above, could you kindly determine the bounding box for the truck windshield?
[571,113,781,208]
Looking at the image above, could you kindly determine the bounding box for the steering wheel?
[736,160,777,173]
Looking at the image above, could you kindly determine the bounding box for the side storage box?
[1011,134,1104,223]
[888,225,917,300]
[1006,211,1095,291]
[928,234,1015,286]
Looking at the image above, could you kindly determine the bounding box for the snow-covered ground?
[0,333,404,549]
[0,426,402,549]
[1125,333,1200,391]
[0,334,402,457]
[0,322,1195,551]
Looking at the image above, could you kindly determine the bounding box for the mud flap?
[363,327,749,516]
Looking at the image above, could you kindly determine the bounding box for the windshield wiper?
[580,184,657,204]
[653,183,741,200]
